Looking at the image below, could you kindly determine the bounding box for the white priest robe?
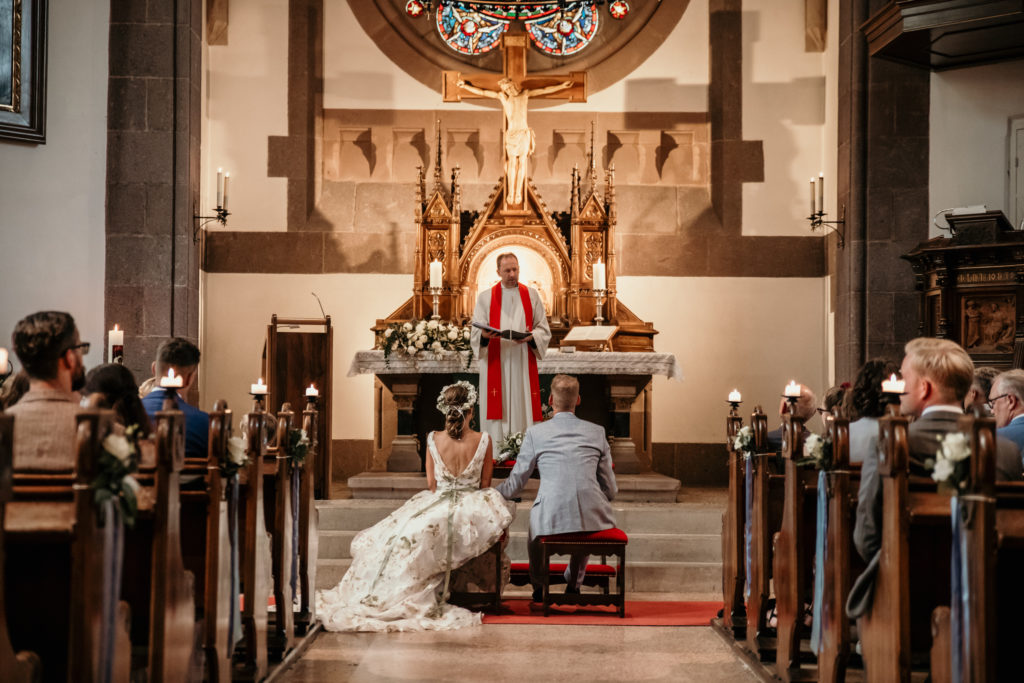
[471,284,551,446]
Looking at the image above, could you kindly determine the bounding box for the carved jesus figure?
[457,77,573,206]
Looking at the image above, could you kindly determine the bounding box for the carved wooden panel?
[962,295,1016,354]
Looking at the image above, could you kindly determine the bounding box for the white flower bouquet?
[732,425,755,455]
[222,435,249,477]
[376,319,474,368]
[496,432,524,464]
[92,424,142,528]
[796,433,834,470]
[927,432,971,493]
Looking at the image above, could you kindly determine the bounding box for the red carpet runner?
[482,600,721,626]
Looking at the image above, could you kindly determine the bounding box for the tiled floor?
[276,623,759,682]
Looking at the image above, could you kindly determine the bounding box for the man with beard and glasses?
[7,311,89,470]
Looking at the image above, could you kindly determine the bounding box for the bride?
[316,381,515,631]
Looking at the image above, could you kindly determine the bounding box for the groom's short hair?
[550,374,579,411]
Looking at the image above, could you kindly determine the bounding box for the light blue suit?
[998,414,1024,463]
[497,411,617,590]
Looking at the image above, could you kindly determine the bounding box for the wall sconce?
[192,168,231,242]
[808,172,845,247]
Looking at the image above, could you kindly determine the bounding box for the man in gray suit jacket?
[848,338,1022,618]
[497,374,617,601]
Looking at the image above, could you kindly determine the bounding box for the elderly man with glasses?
[990,369,1024,456]
[6,311,89,470]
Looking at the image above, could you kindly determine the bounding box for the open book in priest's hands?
[472,321,532,341]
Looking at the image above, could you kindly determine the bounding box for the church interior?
[2,0,1024,680]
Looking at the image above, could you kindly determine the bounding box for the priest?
[471,252,552,446]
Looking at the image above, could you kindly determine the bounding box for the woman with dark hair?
[845,359,900,463]
[0,370,30,410]
[82,364,152,437]
[317,381,514,632]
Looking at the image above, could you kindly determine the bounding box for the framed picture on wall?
[0,0,46,143]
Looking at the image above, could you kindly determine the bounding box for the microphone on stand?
[311,292,327,319]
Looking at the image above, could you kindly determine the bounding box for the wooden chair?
[720,403,746,639]
[538,527,628,617]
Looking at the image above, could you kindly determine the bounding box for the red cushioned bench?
[538,527,628,617]
[508,562,617,593]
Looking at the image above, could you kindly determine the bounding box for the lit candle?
[0,347,8,373]
[108,325,124,364]
[429,260,442,289]
[784,380,801,398]
[250,377,267,395]
[817,172,824,215]
[222,172,230,212]
[728,389,742,403]
[593,259,606,290]
[306,384,319,398]
[881,373,905,394]
[160,368,184,388]
[216,167,224,208]
[810,177,816,216]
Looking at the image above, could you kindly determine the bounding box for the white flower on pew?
[93,424,142,528]
[796,432,834,470]
[929,432,971,492]
[102,432,134,465]
[226,436,248,466]
[287,429,312,465]
[732,425,754,455]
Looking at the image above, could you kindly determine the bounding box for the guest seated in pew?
[845,359,900,464]
[817,382,849,426]
[0,368,30,409]
[849,338,1022,618]
[6,311,87,470]
[766,383,816,452]
[964,365,1000,415]
[990,369,1024,455]
[82,363,152,437]
[141,337,208,459]
[316,381,515,631]
[497,374,618,601]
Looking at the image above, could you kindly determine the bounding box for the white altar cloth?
[347,350,683,381]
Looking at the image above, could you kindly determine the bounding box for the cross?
[491,388,499,399]
[442,33,587,104]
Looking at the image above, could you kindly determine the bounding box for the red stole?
[486,283,542,422]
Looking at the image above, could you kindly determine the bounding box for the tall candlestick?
[216,167,224,208]
[108,325,124,364]
[429,260,442,289]
[222,173,230,212]
[593,259,606,290]
[818,172,824,215]
[810,178,816,216]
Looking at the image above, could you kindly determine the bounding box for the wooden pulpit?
[262,314,333,498]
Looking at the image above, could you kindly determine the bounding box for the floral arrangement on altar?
[376,319,474,368]
[222,435,249,478]
[796,433,834,470]
[496,432,524,464]
[927,432,971,493]
[732,425,755,456]
[91,424,142,528]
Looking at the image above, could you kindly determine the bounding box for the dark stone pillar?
[105,0,202,385]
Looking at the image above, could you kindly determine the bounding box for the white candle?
[0,347,8,372]
[108,325,124,364]
[160,368,183,388]
[728,389,742,403]
[250,377,267,395]
[222,173,230,212]
[817,172,824,215]
[810,178,816,216]
[429,260,442,289]
[784,380,801,398]
[881,373,905,394]
[216,167,224,208]
[593,259,606,290]
[305,384,319,398]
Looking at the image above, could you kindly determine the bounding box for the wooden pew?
[263,404,295,657]
[237,399,273,681]
[5,409,132,683]
[772,412,816,681]
[720,403,746,639]
[745,406,786,660]
[0,413,42,682]
[295,397,320,633]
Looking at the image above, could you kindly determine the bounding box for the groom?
[497,374,617,601]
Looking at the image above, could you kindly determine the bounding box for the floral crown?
[436,380,478,416]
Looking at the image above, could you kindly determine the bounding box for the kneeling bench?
[538,527,628,617]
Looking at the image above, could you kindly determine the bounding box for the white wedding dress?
[316,431,515,632]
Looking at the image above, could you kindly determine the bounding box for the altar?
[348,350,682,475]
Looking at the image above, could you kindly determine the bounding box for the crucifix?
[442,33,587,209]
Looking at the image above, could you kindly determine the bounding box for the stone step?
[317,500,723,536]
[315,558,720,595]
[318,529,722,564]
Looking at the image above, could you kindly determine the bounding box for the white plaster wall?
[0,0,109,366]
[204,0,290,231]
[741,0,828,238]
[929,60,1024,237]
[325,0,709,113]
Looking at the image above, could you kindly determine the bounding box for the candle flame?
[167,368,176,379]
[113,324,120,332]
[257,377,264,386]
[308,384,315,390]
[889,373,898,382]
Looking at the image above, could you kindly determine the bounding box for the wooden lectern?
[262,315,333,498]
